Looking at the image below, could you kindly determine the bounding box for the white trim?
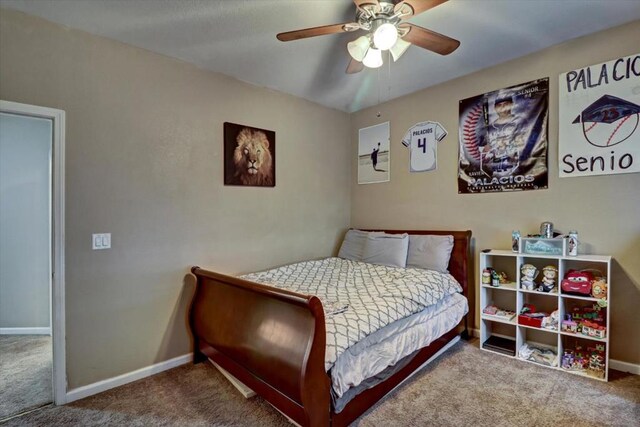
[0,100,66,405]
[0,327,52,335]
[610,359,640,375]
[66,353,192,403]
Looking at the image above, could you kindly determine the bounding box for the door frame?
[1,100,67,405]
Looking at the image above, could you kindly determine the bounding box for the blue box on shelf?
[520,237,567,256]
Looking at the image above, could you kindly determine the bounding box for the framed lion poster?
[224,122,275,187]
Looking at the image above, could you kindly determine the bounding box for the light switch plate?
[92,233,111,250]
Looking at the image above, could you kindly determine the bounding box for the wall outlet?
[92,233,111,250]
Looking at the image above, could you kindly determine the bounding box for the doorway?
[0,101,66,420]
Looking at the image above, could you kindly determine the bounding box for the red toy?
[561,269,594,295]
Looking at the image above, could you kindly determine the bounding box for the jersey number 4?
[417,138,427,153]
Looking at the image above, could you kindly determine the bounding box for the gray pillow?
[338,229,383,261]
[361,233,409,268]
[406,235,454,273]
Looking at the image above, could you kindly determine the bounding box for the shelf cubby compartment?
[559,256,610,301]
[516,334,559,369]
[517,291,558,328]
[481,321,517,358]
[559,298,607,342]
[559,335,608,381]
[520,256,560,293]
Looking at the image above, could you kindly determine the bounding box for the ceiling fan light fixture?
[373,22,398,50]
[362,47,383,68]
[347,35,370,62]
[389,37,411,61]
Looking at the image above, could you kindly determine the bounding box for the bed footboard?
[189,266,330,427]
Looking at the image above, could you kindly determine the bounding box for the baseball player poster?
[559,53,640,178]
[458,78,549,194]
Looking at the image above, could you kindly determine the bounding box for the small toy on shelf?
[518,304,547,328]
[491,270,501,287]
[561,350,574,369]
[541,310,559,330]
[482,268,494,285]
[482,304,516,321]
[582,320,607,339]
[586,346,606,378]
[591,277,607,299]
[561,314,578,333]
[538,265,558,293]
[482,305,498,315]
[498,272,510,284]
[520,264,538,290]
[561,269,594,296]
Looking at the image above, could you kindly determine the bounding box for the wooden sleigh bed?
[189,229,472,427]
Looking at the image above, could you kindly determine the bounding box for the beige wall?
[350,21,640,364]
[0,9,351,388]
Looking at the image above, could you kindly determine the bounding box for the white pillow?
[406,235,454,273]
[361,233,409,268]
[338,229,383,261]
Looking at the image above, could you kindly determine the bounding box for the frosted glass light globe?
[347,36,370,62]
[373,23,398,50]
[362,47,383,68]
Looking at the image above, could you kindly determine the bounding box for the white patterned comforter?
[241,257,463,371]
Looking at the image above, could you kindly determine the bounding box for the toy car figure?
[561,270,594,295]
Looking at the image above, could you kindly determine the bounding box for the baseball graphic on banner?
[559,53,640,177]
[573,94,639,148]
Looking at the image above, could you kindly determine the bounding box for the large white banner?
[559,54,640,177]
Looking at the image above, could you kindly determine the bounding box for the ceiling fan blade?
[277,23,358,42]
[346,59,365,74]
[394,0,448,19]
[402,23,459,55]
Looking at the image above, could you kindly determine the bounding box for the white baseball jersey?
[402,121,447,172]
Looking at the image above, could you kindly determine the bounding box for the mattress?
[331,292,468,403]
[241,257,464,371]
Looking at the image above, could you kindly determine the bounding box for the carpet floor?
[0,335,52,421]
[3,340,639,426]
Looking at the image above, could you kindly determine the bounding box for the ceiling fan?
[276,0,460,74]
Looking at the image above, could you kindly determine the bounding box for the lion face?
[233,128,274,186]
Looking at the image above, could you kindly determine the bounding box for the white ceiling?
[2,0,639,112]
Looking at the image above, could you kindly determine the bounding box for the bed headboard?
[360,229,472,297]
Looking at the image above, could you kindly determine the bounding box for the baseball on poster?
[358,122,390,184]
[559,53,640,177]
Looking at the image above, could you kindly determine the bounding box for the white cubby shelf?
[479,249,612,381]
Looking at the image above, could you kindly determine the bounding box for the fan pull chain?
[387,50,391,104]
[376,66,381,117]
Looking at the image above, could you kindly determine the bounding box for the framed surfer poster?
[559,53,640,178]
[458,78,549,193]
[358,122,390,184]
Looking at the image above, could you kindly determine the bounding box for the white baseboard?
[0,327,51,335]
[610,359,640,375]
[66,353,192,403]
[471,328,639,374]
